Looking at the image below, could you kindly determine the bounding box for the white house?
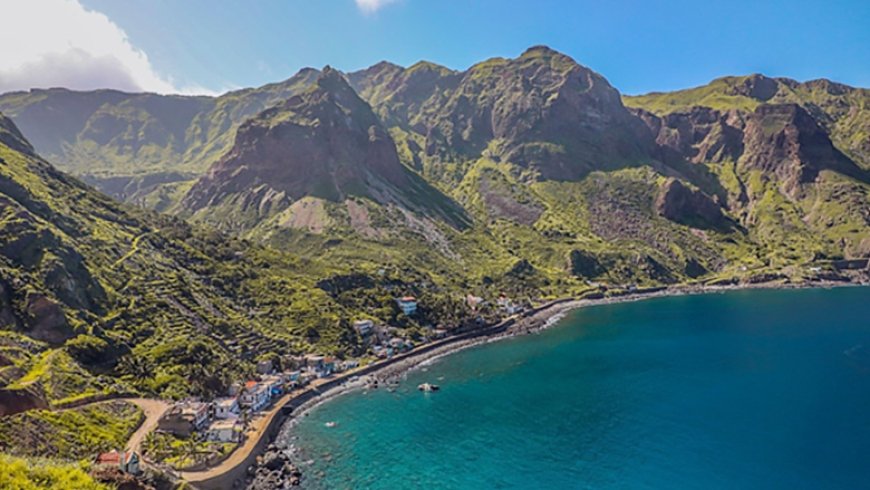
[206,419,242,443]
[353,319,374,336]
[240,381,270,412]
[213,397,240,419]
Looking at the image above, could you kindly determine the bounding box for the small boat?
[325,421,337,428]
[417,383,440,392]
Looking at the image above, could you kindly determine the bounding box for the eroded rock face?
[0,386,49,416]
[23,292,74,345]
[633,106,745,165]
[637,102,868,200]
[739,103,865,196]
[655,178,729,230]
[184,68,409,209]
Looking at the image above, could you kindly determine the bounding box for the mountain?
[0,68,321,207]
[182,67,468,231]
[623,74,870,170]
[1,47,868,286]
[349,46,656,183]
[626,76,870,260]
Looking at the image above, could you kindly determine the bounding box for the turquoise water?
[285,287,870,489]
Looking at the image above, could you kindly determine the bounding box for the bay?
[286,287,870,489]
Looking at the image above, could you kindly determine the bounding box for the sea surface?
[284,287,870,489]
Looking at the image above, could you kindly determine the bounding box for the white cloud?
[355,0,400,14]
[0,0,210,95]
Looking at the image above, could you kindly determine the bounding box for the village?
[91,293,525,478]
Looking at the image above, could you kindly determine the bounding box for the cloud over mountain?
[0,0,210,94]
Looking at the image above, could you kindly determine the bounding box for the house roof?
[95,450,137,465]
[400,296,416,302]
[245,380,259,389]
[215,397,238,408]
[210,419,241,430]
[96,451,122,464]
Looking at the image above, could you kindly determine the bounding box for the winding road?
[124,398,171,453]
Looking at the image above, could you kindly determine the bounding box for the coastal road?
[179,380,332,484]
[125,398,171,453]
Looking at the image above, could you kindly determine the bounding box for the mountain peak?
[520,45,565,58]
[0,112,35,156]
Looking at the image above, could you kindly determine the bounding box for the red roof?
[95,450,132,465]
[400,296,416,302]
[96,452,121,464]
[245,380,258,389]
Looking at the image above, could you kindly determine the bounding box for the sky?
[0,0,867,96]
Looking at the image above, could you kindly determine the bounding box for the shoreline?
[259,280,865,484]
[286,280,866,421]
[195,279,865,489]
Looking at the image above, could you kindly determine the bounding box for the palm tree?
[179,438,201,468]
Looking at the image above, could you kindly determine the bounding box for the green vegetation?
[142,431,237,470]
[0,401,142,459]
[0,454,109,490]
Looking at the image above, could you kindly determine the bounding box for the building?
[256,359,274,374]
[341,360,359,371]
[94,450,140,475]
[213,397,240,420]
[262,375,284,397]
[497,294,520,315]
[304,355,325,371]
[157,401,210,436]
[281,355,306,370]
[353,319,374,337]
[299,372,317,385]
[240,381,271,412]
[389,337,413,352]
[466,294,484,309]
[322,357,337,376]
[397,296,418,316]
[206,419,243,443]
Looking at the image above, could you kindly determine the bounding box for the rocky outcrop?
[246,444,301,489]
[0,113,35,156]
[0,386,49,416]
[655,178,730,230]
[633,106,745,166]
[23,292,75,345]
[739,103,868,195]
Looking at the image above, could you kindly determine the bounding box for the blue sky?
[2,0,868,95]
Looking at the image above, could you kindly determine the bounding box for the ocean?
[283,286,870,489]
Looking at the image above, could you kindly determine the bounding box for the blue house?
[397,296,417,316]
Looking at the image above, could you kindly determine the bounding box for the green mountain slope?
[626,76,870,262]
[0,68,321,207]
